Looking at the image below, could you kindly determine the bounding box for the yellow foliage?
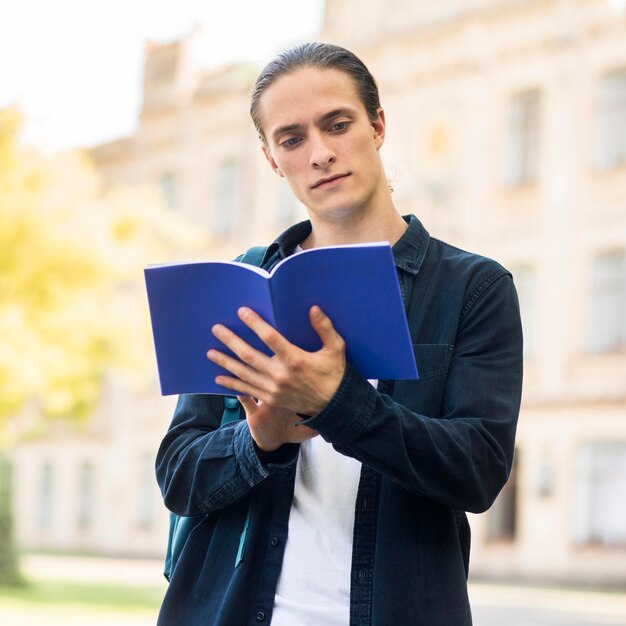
[0,107,205,429]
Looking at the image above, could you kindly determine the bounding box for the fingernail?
[239,307,251,317]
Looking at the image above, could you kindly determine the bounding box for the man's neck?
[301,207,408,250]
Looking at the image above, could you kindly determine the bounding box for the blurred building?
[12,0,626,586]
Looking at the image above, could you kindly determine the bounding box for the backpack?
[163,244,278,582]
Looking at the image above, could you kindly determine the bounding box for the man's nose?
[309,132,336,169]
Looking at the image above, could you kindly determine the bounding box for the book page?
[269,244,417,380]
[145,262,274,395]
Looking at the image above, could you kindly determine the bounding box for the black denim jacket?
[156,215,523,626]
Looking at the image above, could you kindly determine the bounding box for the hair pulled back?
[250,42,381,144]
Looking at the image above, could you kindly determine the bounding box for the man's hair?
[250,42,381,145]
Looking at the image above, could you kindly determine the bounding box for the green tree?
[0,457,22,585]
[0,107,202,584]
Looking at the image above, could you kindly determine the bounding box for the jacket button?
[256,610,266,621]
[270,536,279,547]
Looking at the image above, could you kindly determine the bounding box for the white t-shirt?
[271,435,362,625]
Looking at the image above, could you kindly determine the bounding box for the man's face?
[258,67,387,224]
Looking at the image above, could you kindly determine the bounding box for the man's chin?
[309,202,366,223]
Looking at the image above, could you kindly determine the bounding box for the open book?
[144,242,418,395]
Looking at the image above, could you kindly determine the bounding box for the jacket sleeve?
[303,272,523,514]
[156,393,298,516]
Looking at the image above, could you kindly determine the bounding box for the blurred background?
[1,0,625,624]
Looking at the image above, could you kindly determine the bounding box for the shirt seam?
[459,267,510,322]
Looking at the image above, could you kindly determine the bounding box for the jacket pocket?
[393,344,453,416]
[412,343,453,380]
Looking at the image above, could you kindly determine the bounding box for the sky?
[0,0,324,151]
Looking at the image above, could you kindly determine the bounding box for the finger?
[214,373,266,400]
[207,348,267,389]
[211,323,272,370]
[309,306,345,351]
[238,307,293,356]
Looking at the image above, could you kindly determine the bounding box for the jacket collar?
[393,215,430,276]
[271,214,430,276]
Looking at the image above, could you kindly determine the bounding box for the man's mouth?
[311,173,350,189]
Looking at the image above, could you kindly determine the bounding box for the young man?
[156,43,523,625]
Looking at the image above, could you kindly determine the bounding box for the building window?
[587,250,626,353]
[214,161,242,237]
[487,451,518,541]
[138,453,155,529]
[510,265,535,357]
[595,69,626,171]
[573,442,626,547]
[39,463,55,530]
[504,89,541,187]
[77,462,95,529]
[159,173,177,210]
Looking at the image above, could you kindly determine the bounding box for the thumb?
[310,306,345,351]
[238,395,258,415]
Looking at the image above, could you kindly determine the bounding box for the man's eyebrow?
[272,123,304,141]
[271,108,357,141]
[317,108,355,124]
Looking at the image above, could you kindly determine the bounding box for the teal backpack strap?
[236,243,281,270]
[221,396,241,425]
[163,243,275,581]
[237,245,269,267]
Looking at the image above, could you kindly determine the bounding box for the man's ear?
[262,146,284,177]
[372,108,386,150]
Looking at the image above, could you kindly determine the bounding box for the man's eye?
[331,122,349,132]
[281,137,301,148]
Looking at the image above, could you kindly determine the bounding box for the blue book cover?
[144,243,418,395]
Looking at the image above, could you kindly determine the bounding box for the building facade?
[12,0,626,585]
